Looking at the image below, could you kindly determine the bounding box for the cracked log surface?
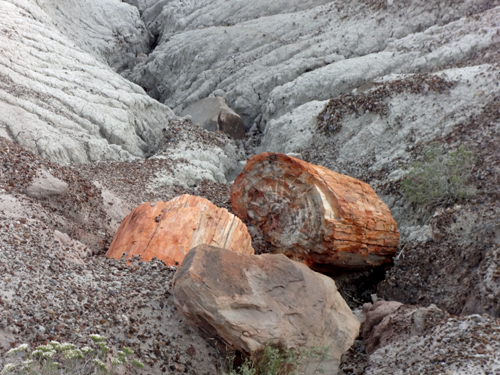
[106,194,254,266]
[231,153,399,270]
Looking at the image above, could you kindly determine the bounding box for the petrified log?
[231,153,399,270]
[106,194,254,266]
[174,245,359,374]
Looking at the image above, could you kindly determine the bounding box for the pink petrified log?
[231,153,399,270]
[106,194,254,266]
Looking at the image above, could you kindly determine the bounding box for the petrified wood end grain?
[231,153,399,269]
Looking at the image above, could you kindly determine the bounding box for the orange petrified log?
[231,153,399,270]
[106,195,254,266]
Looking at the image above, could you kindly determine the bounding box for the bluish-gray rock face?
[122,0,499,130]
[0,0,241,186]
[0,0,174,163]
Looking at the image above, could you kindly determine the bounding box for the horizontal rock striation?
[173,244,360,375]
[0,0,174,164]
[38,0,152,72]
[106,194,254,266]
[231,153,399,269]
[123,0,499,128]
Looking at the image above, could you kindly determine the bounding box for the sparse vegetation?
[401,143,476,207]
[220,344,329,375]
[1,336,143,375]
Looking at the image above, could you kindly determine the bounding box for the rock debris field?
[1,0,500,374]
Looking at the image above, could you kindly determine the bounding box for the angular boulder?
[173,244,360,375]
[360,301,446,355]
[360,300,403,354]
[25,170,69,198]
[106,195,254,266]
[231,153,399,270]
[180,97,245,139]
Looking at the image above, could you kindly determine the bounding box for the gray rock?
[25,170,69,198]
[180,97,223,132]
[38,0,152,72]
[180,97,245,138]
[0,0,175,164]
[124,0,498,128]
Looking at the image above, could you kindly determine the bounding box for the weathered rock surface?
[361,302,446,355]
[231,153,399,270]
[25,169,69,198]
[124,0,499,129]
[360,300,403,354]
[180,97,245,139]
[363,307,500,374]
[148,117,243,188]
[173,244,360,374]
[106,195,254,266]
[0,0,174,164]
[37,0,152,72]
[340,303,500,375]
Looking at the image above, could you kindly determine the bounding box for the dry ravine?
[1,0,500,374]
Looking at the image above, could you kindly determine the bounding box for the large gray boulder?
[173,244,360,375]
[180,97,245,139]
[0,0,174,164]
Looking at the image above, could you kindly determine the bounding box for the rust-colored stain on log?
[106,194,254,266]
[231,153,399,269]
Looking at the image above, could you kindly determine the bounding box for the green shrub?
[221,344,328,375]
[401,143,476,207]
[1,337,144,375]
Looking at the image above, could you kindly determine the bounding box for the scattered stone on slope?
[0,230,218,374]
[0,136,224,373]
[106,195,254,266]
[231,152,399,270]
[25,170,69,198]
[365,311,500,374]
[378,205,500,317]
[359,301,449,355]
[340,303,500,375]
[0,137,114,253]
[180,97,245,138]
[173,244,360,375]
[151,117,244,188]
[316,74,454,135]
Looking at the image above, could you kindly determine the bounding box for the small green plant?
[1,336,144,375]
[221,344,328,375]
[401,143,476,207]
